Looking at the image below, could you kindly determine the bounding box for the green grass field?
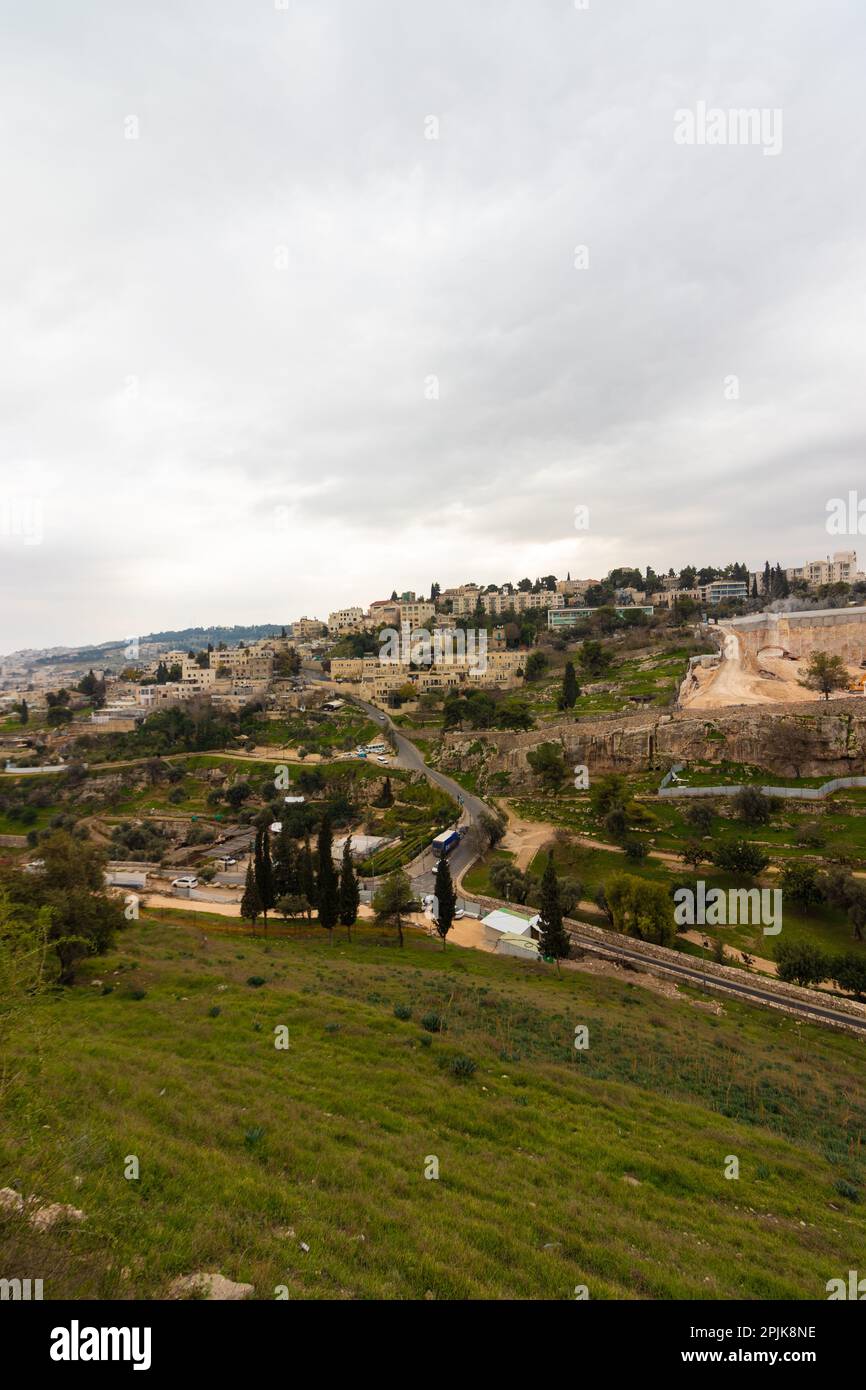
[2,912,864,1300]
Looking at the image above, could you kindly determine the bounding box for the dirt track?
[683,625,859,708]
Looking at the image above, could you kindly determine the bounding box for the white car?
[172,875,198,889]
[376,755,390,764]
[454,909,465,920]
[218,856,237,867]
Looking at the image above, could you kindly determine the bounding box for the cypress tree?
[561,661,579,710]
[273,826,298,898]
[316,814,339,942]
[338,836,360,939]
[536,853,571,972]
[433,854,457,950]
[241,862,263,927]
[255,827,276,923]
[300,834,316,918]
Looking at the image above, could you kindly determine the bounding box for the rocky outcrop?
[440,698,866,787]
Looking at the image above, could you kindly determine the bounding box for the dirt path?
[679,930,779,975]
[499,800,685,871]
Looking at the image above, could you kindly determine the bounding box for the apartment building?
[397,600,436,627]
[330,657,365,681]
[785,551,861,588]
[555,578,597,598]
[701,580,748,605]
[368,599,399,627]
[548,606,654,629]
[451,592,486,617]
[293,617,326,640]
[327,607,365,634]
[650,588,702,609]
[214,648,274,681]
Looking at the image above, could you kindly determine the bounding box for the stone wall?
[730,606,866,664]
[440,698,866,785]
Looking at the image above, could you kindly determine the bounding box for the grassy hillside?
[1,912,864,1300]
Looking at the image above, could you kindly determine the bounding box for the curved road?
[350,693,866,1035]
[350,695,494,895]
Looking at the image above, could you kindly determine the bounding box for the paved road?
[348,693,866,1033]
[349,696,493,899]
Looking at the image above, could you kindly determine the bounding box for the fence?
[658,765,866,801]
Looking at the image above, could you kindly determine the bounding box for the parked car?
[217,856,237,867]
[454,909,465,920]
[172,875,198,889]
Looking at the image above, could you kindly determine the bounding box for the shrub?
[246,976,266,988]
[712,839,769,876]
[421,1011,444,1033]
[393,1003,412,1020]
[208,1005,221,1017]
[448,1055,477,1079]
[834,1179,859,1203]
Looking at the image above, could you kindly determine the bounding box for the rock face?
[168,1272,255,1301]
[440,698,866,787]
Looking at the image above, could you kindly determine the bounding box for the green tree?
[479,811,506,849]
[536,853,570,969]
[300,834,316,918]
[276,893,308,922]
[338,837,360,938]
[800,651,850,701]
[774,940,828,988]
[830,952,866,1000]
[606,872,675,947]
[712,840,769,876]
[779,862,824,912]
[559,661,579,710]
[433,854,457,950]
[6,832,125,984]
[316,814,339,943]
[524,650,548,682]
[254,827,276,924]
[526,741,568,790]
[241,862,263,927]
[578,640,612,679]
[733,786,774,825]
[0,889,51,1097]
[372,869,415,948]
[273,827,299,899]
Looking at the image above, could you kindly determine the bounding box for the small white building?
[481,908,536,938]
[495,933,541,960]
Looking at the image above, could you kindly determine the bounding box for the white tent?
[481,908,535,938]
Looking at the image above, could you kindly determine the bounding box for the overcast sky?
[2,0,865,652]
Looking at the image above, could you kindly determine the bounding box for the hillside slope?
[1,914,864,1300]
